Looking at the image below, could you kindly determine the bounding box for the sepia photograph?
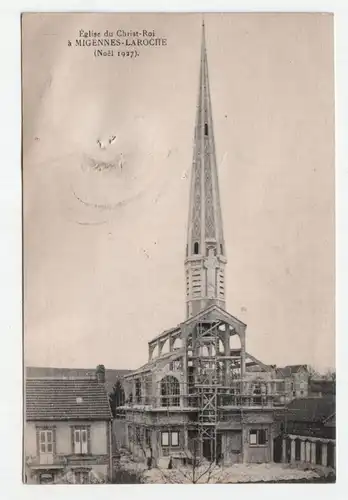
[22,12,335,484]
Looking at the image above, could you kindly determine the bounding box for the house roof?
[25,367,131,394]
[25,378,113,421]
[275,365,308,378]
[282,397,335,424]
[309,379,335,395]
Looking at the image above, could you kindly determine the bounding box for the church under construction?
[120,23,285,466]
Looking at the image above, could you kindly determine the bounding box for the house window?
[171,431,179,446]
[249,429,268,446]
[73,427,88,454]
[161,432,169,446]
[39,430,53,454]
[161,431,179,447]
[74,471,89,484]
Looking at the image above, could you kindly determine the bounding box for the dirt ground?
[115,448,334,484]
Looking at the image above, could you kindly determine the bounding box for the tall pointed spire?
[185,21,227,318]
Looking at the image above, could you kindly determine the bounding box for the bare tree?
[323,369,336,382]
[307,365,320,380]
[158,437,220,484]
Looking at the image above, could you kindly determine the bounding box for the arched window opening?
[220,244,223,254]
[172,337,183,350]
[218,339,224,354]
[151,344,159,360]
[135,379,142,404]
[160,338,170,355]
[160,375,180,407]
[204,123,209,136]
[194,242,199,255]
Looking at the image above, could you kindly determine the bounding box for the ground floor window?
[161,431,179,447]
[249,429,268,446]
[39,472,55,484]
[74,470,90,484]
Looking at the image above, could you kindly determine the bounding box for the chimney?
[96,364,106,384]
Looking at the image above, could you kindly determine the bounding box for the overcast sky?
[22,12,335,372]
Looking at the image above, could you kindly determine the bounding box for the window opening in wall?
[161,431,179,447]
[161,432,169,446]
[73,428,88,454]
[171,431,179,446]
[204,123,208,136]
[39,430,53,454]
[160,375,180,407]
[249,429,268,446]
[194,242,199,254]
[220,244,223,254]
[135,379,142,404]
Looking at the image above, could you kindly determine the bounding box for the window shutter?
[46,431,53,453]
[74,429,81,454]
[81,429,88,454]
[87,426,91,455]
[71,427,75,454]
[53,428,57,455]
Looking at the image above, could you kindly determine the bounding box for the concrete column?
[321,443,328,467]
[311,442,316,464]
[305,441,311,463]
[300,440,305,462]
[282,438,287,463]
[290,438,296,463]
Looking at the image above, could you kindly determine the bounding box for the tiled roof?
[283,397,335,423]
[25,367,131,394]
[309,379,335,395]
[276,365,308,377]
[26,378,113,421]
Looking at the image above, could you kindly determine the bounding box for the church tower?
[185,22,227,318]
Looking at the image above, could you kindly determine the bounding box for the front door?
[39,429,54,464]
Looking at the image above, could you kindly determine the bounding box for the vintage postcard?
[22,12,335,484]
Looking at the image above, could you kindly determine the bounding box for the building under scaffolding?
[120,22,285,466]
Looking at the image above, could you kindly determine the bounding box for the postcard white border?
[0,1,346,498]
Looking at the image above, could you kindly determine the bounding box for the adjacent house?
[274,396,336,469]
[308,378,335,398]
[275,365,310,402]
[24,366,113,484]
